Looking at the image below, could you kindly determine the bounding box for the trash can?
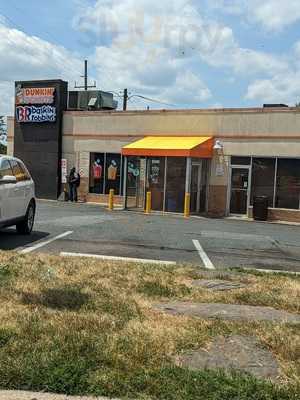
[253,196,268,221]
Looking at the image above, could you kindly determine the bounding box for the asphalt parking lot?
[1,200,300,272]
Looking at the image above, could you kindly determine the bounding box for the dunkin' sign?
[16,86,55,105]
[16,105,56,123]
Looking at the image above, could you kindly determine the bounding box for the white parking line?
[244,267,300,276]
[192,239,215,270]
[20,231,73,254]
[60,252,176,266]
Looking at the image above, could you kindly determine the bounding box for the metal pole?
[184,157,192,217]
[108,189,114,211]
[123,88,128,111]
[122,156,128,209]
[163,157,167,212]
[185,157,192,194]
[184,193,191,218]
[145,191,152,214]
[273,158,278,208]
[84,60,88,91]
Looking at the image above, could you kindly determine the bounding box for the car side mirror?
[0,175,17,184]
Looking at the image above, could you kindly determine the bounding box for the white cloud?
[211,0,300,31]
[75,0,218,106]
[74,0,290,107]
[0,21,83,116]
[246,72,300,105]
[162,71,212,104]
[245,38,300,104]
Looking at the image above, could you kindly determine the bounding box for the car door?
[0,158,16,222]
[17,160,33,213]
[9,159,27,218]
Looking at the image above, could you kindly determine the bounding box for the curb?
[0,391,121,400]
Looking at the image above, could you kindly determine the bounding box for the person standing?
[68,167,80,202]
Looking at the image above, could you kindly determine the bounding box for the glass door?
[165,157,186,213]
[147,157,166,211]
[230,167,250,214]
[191,164,201,213]
[126,157,146,209]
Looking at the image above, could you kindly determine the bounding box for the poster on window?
[150,159,160,184]
[108,160,118,180]
[93,159,103,179]
[105,154,121,194]
[61,158,67,183]
[216,163,224,176]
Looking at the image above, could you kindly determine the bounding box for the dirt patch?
[191,279,248,291]
[176,335,280,380]
[155,302,300,323]
[0,391,120,400]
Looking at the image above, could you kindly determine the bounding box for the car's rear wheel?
[16,201,35,235]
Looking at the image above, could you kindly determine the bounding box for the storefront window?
[251,158,276,206]
[231,156,251,166]
[90,153,104,194]
[232,156,300,211]
[147,157,165,211]
[89,152,122,195]
[105,153,121,195]
[165,157,186,212]
[275,159,300,209]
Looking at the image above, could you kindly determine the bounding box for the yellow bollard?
[108,189,114,211]
[184,192,191,218]
[145,191,151,214]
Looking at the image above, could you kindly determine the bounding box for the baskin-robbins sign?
[15,85,55,105]
[16,105,57,123]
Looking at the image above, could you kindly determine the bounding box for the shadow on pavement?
[0,229,49,251]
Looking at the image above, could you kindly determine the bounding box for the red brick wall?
[249,207,300,223]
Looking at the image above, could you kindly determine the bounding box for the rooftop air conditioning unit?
[68,90,118,110]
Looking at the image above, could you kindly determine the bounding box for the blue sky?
[0,0,300,115]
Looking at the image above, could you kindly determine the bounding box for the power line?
[129,94,176,107]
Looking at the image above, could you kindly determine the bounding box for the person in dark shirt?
[68,167,80,202]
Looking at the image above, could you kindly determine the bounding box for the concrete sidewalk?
[0,391,121,400]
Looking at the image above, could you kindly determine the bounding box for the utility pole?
[123,88,128,111]
[84,59,88,91]
[75,59,97,91]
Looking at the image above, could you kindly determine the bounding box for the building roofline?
[6,106,300,119]
[15,79,67,85]
[64,106,300,117]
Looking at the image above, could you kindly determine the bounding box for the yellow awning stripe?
[122,136,213,158]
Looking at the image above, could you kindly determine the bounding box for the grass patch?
[0,250,298,398]
[137,279,191,298]
[0,262,18,286]
[0,328,16,347]
[88,367,299,400]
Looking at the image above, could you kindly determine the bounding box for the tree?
[296,102,300,107]
[0,116,7,154]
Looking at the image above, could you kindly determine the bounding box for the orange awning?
[122,136,213,158]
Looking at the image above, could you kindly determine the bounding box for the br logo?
[16,106,31,122]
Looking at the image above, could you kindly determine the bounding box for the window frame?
[0,158,14,179]
[17,161,31,181]
[89,152,123,196]
[9,159,26,182]
[230,156,300,211]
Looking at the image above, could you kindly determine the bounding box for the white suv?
[0,156,36,234]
